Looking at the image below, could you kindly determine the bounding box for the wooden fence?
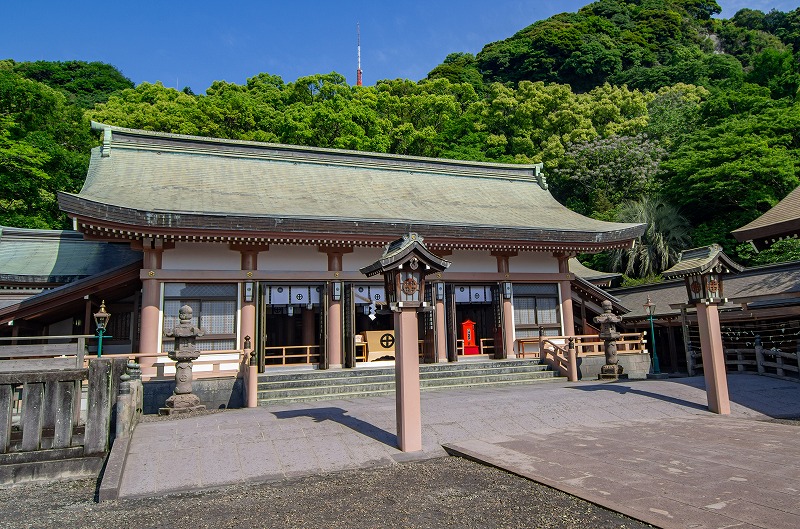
[517,333,647,359]
[687,340,798,383]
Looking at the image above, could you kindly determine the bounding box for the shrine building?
[5,122,646,375]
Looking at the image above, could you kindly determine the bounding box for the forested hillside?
[2,0,799,280]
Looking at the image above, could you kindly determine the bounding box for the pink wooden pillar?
[321,247,352,369]
[239,249,258,351]
[435,291,447,362]
[493,251,517,359]
[556,254,576,338]
[139,238,163,376]
[395,307,422,452]
[695,302,731,414]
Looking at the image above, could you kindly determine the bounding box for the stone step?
[258,359,543,383]
[257,375,564,406]
[256,358,562,406]
[260,370,556,397]
[258,364,551,390]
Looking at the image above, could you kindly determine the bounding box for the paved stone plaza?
[118,373,800,528]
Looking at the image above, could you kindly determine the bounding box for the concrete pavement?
[115,373,800,528]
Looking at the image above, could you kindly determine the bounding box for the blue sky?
[3,1,797,93]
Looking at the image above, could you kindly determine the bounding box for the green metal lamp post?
[643,296,661,375]
[94,300,111,358]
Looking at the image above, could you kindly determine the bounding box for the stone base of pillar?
[329,363,343,369]
[598,364,627,381]
[646,372,670,380]
[159,394,206,415]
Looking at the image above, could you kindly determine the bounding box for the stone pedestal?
[159,305,206,415]
[598,364,628,381]
[594,301,626,381]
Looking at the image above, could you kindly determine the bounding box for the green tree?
[426,53,485,95]
[609,196,692,277]
[663,90,800,229]
[753,238,800,264]
[0,70,92,228]
[11,60,133,108]
[550,133,666,218]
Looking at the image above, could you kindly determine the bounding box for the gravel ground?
[0,457,652,529]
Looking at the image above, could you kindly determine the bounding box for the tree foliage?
[2,1,799,278]
[0,70,92,228]
[10,60,133,109]
[609,196,692,277]
[551,133,666,219]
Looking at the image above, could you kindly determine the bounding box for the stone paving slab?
[117,372,800,524]
[444,414,800,529]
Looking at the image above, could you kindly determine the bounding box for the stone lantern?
[360,233,450,452]
[663,244,742,414]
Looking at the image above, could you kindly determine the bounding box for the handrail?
[94,350,245,380]
[518,332,646,359]
[538,337,578,381]
[0,335,96,341]
[263,345,320,366]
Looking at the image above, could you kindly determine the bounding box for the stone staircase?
[257,358,563,406]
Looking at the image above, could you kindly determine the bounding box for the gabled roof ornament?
[91,121,112,157]
[534,163,547,190]
[662,244,744,279]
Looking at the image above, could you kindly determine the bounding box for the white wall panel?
[444,250,497,273]
[510,252,559,273]
[162,242,240,270]
[259,245,327,272]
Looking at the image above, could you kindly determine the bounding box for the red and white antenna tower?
[356,23,363,87]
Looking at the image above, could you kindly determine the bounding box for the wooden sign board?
[363,330,395,361]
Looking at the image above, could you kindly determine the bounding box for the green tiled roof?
[732,185,800,249]
[568,258,621,283]
[612,260,800,319]
[59,123,645,248]
[0,226,141,284]
[662,244,744,279]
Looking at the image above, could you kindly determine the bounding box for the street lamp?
[643,295,660,375]
[93,300,111,358]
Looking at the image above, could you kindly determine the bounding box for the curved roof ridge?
[91,121,546,184]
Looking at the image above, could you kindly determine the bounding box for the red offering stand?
[461,319,480,355]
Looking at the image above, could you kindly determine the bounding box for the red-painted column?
[240,250,258,351]
[503,297,515,358]
[139,239,163,376]
[395,308,422,452]
[695,302,731,414]
[435,294,447,362]
[557,254,575,338]
[493,251,517,358]
[326,250,344,369]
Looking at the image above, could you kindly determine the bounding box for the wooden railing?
[517,333,646,360]
[516,333,646,382]
[98,350,245,380]
[0,335,91,369]
[263,345,320,366]
[538,338,574,379]
[687,342,798,383]
[758,347,799,380]
[454,338,495,356]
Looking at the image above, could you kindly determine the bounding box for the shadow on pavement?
[567,382,708,411]
[669,374,800,418]
[272,407,397,446]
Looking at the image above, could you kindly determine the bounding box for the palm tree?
[610,195,691,278]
